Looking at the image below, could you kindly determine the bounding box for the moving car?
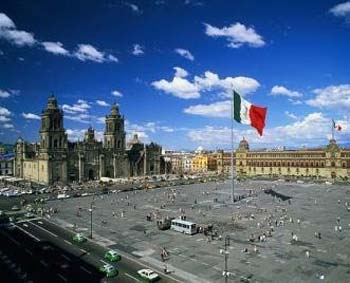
[137,269,160,282]
[11,205,20,211]
[72,233,86,243]
[104,250,121,262]
[99,264,118,278]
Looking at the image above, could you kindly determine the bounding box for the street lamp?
[220,235,231,283]
[88,201,95,239]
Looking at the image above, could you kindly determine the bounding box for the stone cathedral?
[14,95,162,184]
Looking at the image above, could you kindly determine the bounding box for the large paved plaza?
[47,180,350,282]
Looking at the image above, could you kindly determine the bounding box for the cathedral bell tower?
[104,104,126,151]
[39,95,68,183]
[103,104,126,178]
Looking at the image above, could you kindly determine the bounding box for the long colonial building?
[14,95,162,184]
[236,138,350,180]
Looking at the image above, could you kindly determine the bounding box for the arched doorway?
[88,169,94,180]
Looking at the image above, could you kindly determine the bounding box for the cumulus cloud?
[0,106,11,116]
[174,66,189,78]
[270,85,303,98]
[187,112,346,147]
[42,41,69,55]
[22,112,40,120]
[62,99,91,114]
[1,123,14,129]
[330,1,350,17]
[96,100,110,107]
[132,44,144,56]
[0,13,117,64]
[0,13,36,46]
[307,84,350,109]
[152,67,259,99]
[204,22,265,48]
[0,116,10,122]
[65,114,92,124]
[111,90,123,97]
[0,89,11,98]
[74,44,118,63]
[0,106,13,129]
[175,48,194,61]
[184,100,231,117]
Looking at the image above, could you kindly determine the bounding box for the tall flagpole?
[231,90,235,204]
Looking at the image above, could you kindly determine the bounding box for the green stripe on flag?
[233,91,241,123]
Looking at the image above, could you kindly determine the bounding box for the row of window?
[244,161,326,167]
[246,153,326,158]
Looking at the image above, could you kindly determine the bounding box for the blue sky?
[0,0,350,150]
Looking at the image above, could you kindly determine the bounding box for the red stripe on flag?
[249,105,267,136]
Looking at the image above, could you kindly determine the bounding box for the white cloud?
[175,48,194,61]
[42,41,69,55]
[107,54,119,62]
[0,13,15,29]
[132,44,144,56]
[194,71,260,97]
[74,44,118,63]
[184,100,231,118]
[204,22,265,48]
[111,90,123,97]
[0,116,11,122]
[152,67,259,99]
[307,84,350,109]
[285,111,298,120]
[62,99,91,114]
[0,89,10,98]
[1,123,14,129]
[288,99,303,105]
[270,85,303,98]
[152,75,200,99]
[125,2,143,13]
[187,112,347,147]
[330,1,350,17]
[126,120,174,135]
[0,13,36,46]
[0,13,118,64]
[0,106,11,116]
[96,100,110,107]
[174,66,188,78]
[65,114,91,124]
[22,113,40,120]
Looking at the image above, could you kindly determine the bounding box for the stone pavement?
[47,180,350,282]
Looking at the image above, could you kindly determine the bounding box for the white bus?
[170,219,197,235]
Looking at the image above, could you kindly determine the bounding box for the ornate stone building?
[236,138,350,180]
[14,96,162,184]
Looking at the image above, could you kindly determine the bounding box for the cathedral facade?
[14,96,162,184]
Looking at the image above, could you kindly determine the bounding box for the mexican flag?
[233,91,267,136]
[332,119,342,131]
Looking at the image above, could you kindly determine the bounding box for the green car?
[100,264,118,278]
[72,233,86,243]
[104,250,121,262]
